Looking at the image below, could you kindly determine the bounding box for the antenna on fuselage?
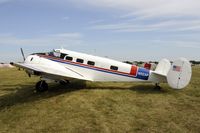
[20,48,25,61]
[60,46,64,50]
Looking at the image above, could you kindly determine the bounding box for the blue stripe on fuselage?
[45,57,149,80]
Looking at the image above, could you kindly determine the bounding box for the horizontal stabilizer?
[154,59,171,76]
[150,59,171,83]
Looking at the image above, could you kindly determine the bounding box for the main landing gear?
[35,79,70,92]
[154,83,161,90]
[35,80,48,92]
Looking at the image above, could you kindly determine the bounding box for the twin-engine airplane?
[11,48,192,92]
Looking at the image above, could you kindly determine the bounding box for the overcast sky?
[0,0,200,63]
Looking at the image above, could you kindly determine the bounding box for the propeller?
[20,48,26,61]
[20,48,31,77]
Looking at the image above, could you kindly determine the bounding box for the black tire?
[36,81,48,92]
[59,80,70,85]
[154,85,161,90]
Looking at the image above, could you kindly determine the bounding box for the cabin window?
[60,53,67,59]
[110,65,118,71]
[87,61,95,66]
[76,58,84,63]
[65,56,73,61]
[48,52,54,56]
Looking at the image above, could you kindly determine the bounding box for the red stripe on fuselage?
[38,55,133,76]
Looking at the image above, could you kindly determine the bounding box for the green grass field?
[0,67,200,133]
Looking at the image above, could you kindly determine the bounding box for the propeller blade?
[20,48,25,61]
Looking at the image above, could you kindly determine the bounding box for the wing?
[12,62,92,81]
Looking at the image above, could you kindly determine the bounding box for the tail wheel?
[36,80,48,92]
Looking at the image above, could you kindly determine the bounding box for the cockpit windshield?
[32,49,68,59]
[41,49,60,57]
[32,49,61,57]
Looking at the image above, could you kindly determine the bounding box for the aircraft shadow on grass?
[0,81,167,111]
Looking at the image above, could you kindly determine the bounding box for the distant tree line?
[123,61,158,65]
[190,60,200,65]
[124,60,200,65]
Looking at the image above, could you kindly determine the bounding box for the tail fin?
[152,58,192,89]
[155,59,171,76]
[167,58,192,89]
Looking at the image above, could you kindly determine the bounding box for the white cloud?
[89,19,105,24]
[152,40,200,49]
[0,32,84,62]
[0,0,11,4]
[62,16,69,20]
[69,0,200,17]
[65,0,200,32]
[0,32,83,46]
[20,0,200,33]
[49,32,82,38]
[89,19,200,32]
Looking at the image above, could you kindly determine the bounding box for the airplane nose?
[25,55,40,64]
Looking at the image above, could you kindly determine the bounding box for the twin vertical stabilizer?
[153,58,192,89]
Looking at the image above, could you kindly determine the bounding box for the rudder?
[167,58,192,89]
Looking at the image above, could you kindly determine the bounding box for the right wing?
[12,62,92,81]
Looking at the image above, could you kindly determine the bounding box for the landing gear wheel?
[154,83,161,90]
[59,80,70,85]
[36,80,48,92]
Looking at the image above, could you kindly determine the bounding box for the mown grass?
[0,67,200,133]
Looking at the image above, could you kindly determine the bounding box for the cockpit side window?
[110,65,118,71]
[65,56,73,61]
[76,58,84,63]
[60,53,67,59]
[31,53,46,55]
[48,52,54,56]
